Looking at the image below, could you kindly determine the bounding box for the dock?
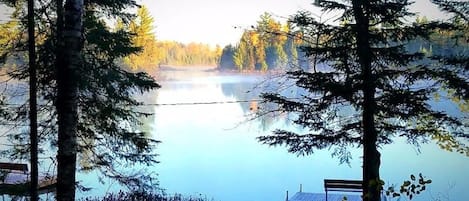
[0,162,56,196]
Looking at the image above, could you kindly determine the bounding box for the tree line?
[0,0,467,201]
[218,12,306,72]
[122,6,221,71]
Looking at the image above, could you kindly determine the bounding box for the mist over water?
[2,66,466,201]
[143,67,469,201]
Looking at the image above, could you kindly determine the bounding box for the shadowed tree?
[429,0,469,154]
[27,0,38,199]
[0,0,161,197]
[56,0,83,200]
[218,45,236,70]
[431,0,468,99]
[257,1,468,201]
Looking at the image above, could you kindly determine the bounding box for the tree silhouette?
[0,0,161,196]
[258,1,468,201]
[55,0,83,200]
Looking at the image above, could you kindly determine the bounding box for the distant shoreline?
[149,65,286,79]
[158,65,217,71]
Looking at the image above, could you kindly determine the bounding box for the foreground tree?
[258,1,468,201]
[0,0,161,197]
[431,0,468,100]
[56,0,83,200]
[428,0,469,154]
[27,0,38,199]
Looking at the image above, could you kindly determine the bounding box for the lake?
[130,66,468,201]
[2,66,468,201]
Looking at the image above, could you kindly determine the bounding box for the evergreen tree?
[153,41,220,67]
[218,45,236,70]
[431,0,468,100]
[284,23,299,69]
[126,5,160,70]
[258,1,468,201]
[0,0,161,195]
[428,0,469,153]
[56,0,83,199]
[233,32,252,71]
[257,12,288,69]
[228,13,293,71]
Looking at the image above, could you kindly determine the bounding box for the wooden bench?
[324,179,362,201]
[0,163,28,174]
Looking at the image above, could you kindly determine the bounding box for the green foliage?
[122,6,221,70]
[157,41,220,67]
[0,0,160,191]
[0,21,20,64]
[432,0,468,22]
[258,0,467,159]
[218,45,236,70]
[257,1,467,201]
[385,174,432,200]
[221,13,302,71]
[233,38,247,71]
[430,0,468,102]
[125,5,160,70]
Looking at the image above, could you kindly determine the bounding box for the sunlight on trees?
[0,0,161,196]
[122,6,221,71]
[124,5,160,70]
[220,12,301,71]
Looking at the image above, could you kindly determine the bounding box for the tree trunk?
[350,1,381,201]
[56,0,83,200]
[28,0,38,199]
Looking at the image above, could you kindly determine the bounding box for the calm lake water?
[127,67,468,201]
[2,66,468,201]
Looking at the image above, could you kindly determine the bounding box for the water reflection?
[149,67,469,201]
[2,67,465,201]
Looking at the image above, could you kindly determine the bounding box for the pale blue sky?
[0,1,448,46]
[142,0,316,46]
[141,0,446,47]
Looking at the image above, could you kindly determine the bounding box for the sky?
[0,0,448,46]
[142,0,316,46]
[141,0,447,47]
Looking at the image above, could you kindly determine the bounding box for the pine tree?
[55,0,83,199]
[258,1,468,201]
[0,0,161,195]
[218,45,236,70]
[257,13,288,69]
[126,5,159,70]
[431,0,468,100]
[428,0,469,154]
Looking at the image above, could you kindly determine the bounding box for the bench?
[324,179,362,201]
[0,163,28,174]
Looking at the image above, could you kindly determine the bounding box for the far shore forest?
[121,7,465,74]
[0,0,467,201]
